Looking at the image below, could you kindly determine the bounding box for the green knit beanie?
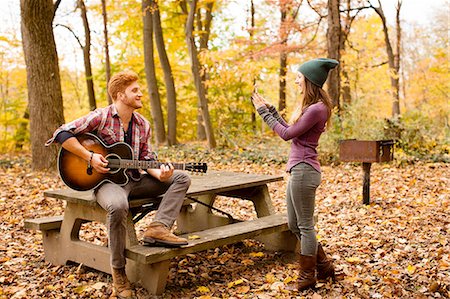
[297,58,339,87]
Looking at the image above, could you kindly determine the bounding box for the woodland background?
[0,0,449,298]
[0,0,448,166]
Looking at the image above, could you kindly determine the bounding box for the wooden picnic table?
[25,170,298,295]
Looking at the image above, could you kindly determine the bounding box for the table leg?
[56,203,111,273]
[219,185,275,217]
[249,185,275,217]
[127,259,171,295]
[40,229,63,265]
[176,194,232,234]
[220,185,298,252]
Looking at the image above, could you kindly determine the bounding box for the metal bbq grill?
[339,140,394,204]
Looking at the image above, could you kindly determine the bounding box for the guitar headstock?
[185,162,208,174]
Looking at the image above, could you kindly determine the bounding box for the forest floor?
[0,143,449,299]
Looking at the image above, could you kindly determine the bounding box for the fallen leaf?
[236,285,250,293]
[250,252,265,258]
[228,279,244,288]
[241,259,254,265]
[196,286,210,293]
[91,282,106,290]
[265,273,275,283]
[406,264,416,274]
[429,281,440,292]
[346,256,361,264]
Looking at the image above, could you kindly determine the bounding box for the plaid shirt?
[45,104,154,161]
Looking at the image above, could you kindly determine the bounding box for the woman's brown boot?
[316,243,335,281]
[298,254,317,291]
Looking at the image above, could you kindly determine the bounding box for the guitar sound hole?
[106,156,121,174]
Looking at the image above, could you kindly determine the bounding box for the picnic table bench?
[25,171,298,295]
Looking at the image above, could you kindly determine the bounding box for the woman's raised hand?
[251,91,272,109]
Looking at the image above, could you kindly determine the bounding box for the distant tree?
[195,0,214,141]
[55,0,97,110]
[249,0,257,132]
[143,0,167,145]
[340,0,359,106]
[15,110,29,151]
[182,0,216,148]
[20,0,65,170]
[278,0,301,117]
[101,0,112,104]
[369,0,402,117]
[327,0,341,109]
[330,0,372,107]
[152,0,178,145]
[78,0,96,111]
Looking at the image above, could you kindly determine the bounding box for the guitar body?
[58,133,134,191]
[58,133,207,191]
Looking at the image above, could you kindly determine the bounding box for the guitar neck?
[109,159,187,170]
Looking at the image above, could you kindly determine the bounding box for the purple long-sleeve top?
[257,102,328,172]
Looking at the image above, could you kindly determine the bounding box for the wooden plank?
[44,171,284,204]
[126,214,289,264]
[24,215,64,231]
[187,171,284,197]
[44,189,96,205]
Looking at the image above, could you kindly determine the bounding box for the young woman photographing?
[251,58,339,290]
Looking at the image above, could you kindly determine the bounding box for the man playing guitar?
[46,71,191,299]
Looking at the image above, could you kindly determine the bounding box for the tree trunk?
[143,0,167,145]
[196,103,206,140]
[278,6,287,117]
[341,68,351,105]
[249,0,256,132]
[277,1,301,117]
[185,0,216,148]
[326,0,341,110]
[341,0,352,105]
[195,2,214,141]
[152,0,177,145]
[101,0,112,104]
[20,0,65,170]
[372,0,401,117]
[15,109,30,151]
[78,0,96,111]
[393,0,402,117]
[279,52,287,117]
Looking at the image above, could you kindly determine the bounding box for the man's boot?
[111,267,134,299]
[143,222,188,247]
[316,243,335,281]
[298,254,317,291]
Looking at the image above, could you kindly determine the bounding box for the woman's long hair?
[289,76,333,126]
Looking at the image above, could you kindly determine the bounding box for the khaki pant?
[286,163,321,256]
[95,171,191,268]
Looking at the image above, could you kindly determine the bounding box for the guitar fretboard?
[108,159,187,170]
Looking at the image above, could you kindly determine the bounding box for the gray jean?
[286,162,321,256]
[95,171,191,268]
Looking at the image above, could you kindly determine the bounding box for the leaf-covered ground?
[0,147,448,299]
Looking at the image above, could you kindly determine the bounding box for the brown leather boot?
[298,254,317,291]
[143,222,188,247]
[317,243,335,281]
[111,267,134,299]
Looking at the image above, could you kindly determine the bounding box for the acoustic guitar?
[58,133,207,191]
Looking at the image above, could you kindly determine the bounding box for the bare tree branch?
[54,24,84,49]
[53,0,62,20]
